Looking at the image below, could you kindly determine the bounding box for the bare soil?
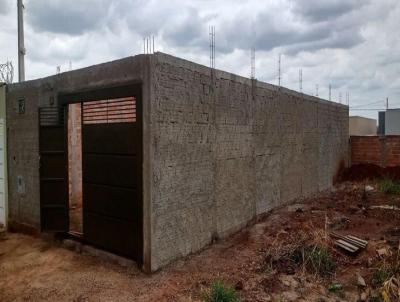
[1,181,400,301]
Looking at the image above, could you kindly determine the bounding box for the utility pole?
[17,0,25,82]
[386,97,389,109]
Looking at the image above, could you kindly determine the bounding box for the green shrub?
[378,178,400,195]
[203,281,241,302]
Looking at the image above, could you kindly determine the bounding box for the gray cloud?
[284,28,364,55]
[163,8,206,49]
[291,0,367,21]
[158,1,366,55]
[115,0,163,36]
[23,0,367,55]
[26,0,111,35]
[219,16,362,55]
[0,0,10,15]
[0,0,399,122]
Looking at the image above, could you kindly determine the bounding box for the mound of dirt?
[340,164,400,182]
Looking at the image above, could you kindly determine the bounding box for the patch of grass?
[292,244,336,277]
[370,252,400,301]
[203,281,241,302]
[378,178,400,195]
[328,282,343,293]
[372,264,394,287]
[372,261,400,287]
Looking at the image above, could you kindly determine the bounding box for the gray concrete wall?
[149,53,348,270]
[6,55,150,233]
[5,52,349,273]
[385,109,400,135]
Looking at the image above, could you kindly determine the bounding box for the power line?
[350,100,385,109]
[350,108,392,111]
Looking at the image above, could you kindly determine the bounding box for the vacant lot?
[1,181,400,301]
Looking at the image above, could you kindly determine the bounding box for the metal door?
[39,107,69,231]
[82,97,142,262]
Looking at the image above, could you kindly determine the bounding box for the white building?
[385,109,400,135]
[349,116,377,136]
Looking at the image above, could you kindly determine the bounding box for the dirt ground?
[2,181,400,302]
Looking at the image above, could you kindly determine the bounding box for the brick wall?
[351,136,400,167]
[149,53,349,270]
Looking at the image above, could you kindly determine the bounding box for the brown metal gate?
[81,97,142,262]
[39,107,69,232]
[39,85,143,263]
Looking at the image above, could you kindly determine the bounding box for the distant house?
[378,109,400,135]
[349,116,377,136]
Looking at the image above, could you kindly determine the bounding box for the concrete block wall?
[149,53,348,270]
[5,52,348,272]
[6,56,150,232]
[6,82,41,229]
[351,136,400,167]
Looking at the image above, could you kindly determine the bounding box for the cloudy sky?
[1,0,399,119]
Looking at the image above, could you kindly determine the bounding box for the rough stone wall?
[351,136,400,167]
[5,52,348,272]
[6,82,41,228]
[6,56,149,230]
[150,53,348,270]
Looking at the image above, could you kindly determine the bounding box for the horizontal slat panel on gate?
[82,97,136,124]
